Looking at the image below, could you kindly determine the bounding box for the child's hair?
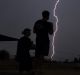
[22,28,31,35]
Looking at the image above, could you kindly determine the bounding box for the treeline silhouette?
[0,49,10,61]
[48,57,80,64]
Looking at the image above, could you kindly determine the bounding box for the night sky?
[0,0,80,61]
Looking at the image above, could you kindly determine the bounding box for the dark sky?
[0,0,54,38]
[0,0,80,61]
[54,0,80,61]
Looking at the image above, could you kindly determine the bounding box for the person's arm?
[31,43,36,50]
[29,40,36,49]
[49,22,54,35]
[33,22,37,33]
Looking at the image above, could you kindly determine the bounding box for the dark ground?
[0,59,80,75]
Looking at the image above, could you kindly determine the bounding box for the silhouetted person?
[16,28,35,74]
[33,10,53,72]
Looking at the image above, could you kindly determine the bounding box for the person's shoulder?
[47,21,53,25]
[18,36,24,41]
[26,37,33,44]
[20,36,24,39]
[35,19,42,24]
[26,37,31,41]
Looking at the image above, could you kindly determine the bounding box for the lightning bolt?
[51,0,60,60]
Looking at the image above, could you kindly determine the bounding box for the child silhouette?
[16,28,35,74]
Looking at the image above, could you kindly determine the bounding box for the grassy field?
[0,59,80,75]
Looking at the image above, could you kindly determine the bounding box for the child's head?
[22,28,31,37]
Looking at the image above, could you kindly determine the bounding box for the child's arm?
[31,44,36,50]
[30,40,36,50]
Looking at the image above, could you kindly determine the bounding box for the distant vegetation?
[0,49,10,61]
[50,57,80,64]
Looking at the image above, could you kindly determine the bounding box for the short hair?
[42,10,50,18]
[22,28,31,35]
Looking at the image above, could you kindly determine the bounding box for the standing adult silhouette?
[33,10,54,70]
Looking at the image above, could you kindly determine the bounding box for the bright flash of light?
[51,0,60,59]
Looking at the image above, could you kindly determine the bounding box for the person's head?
[42,10,50,20]
[22,28,31,37]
